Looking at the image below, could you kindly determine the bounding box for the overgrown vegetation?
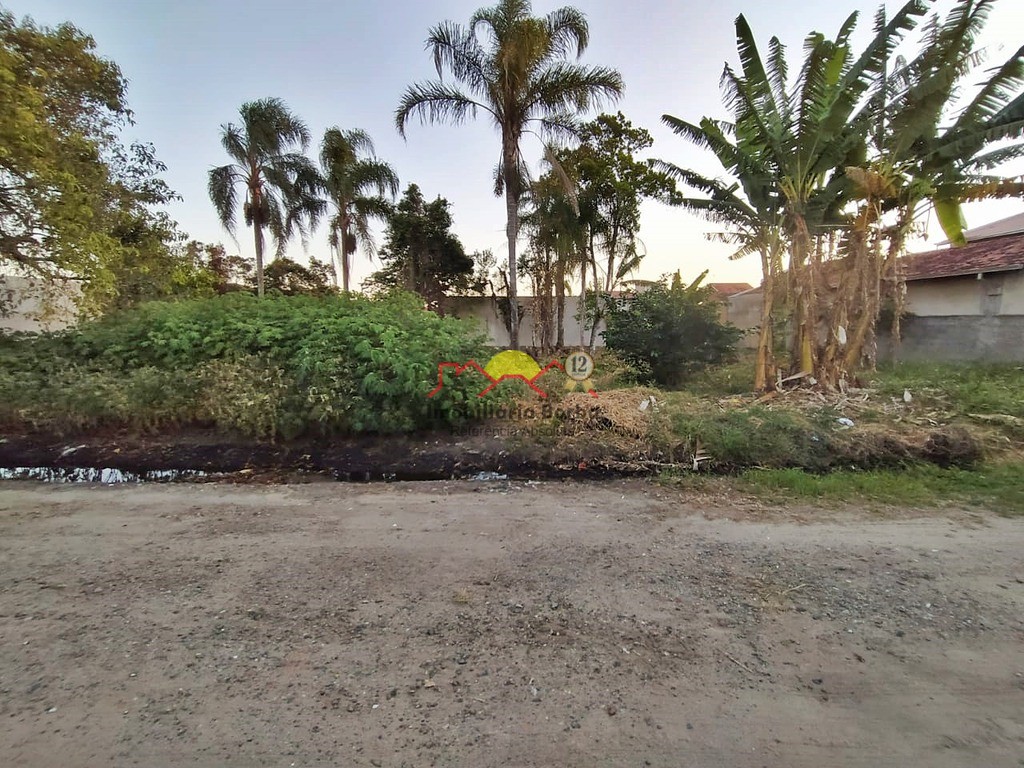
[602,274,742,387]
[870,363,1024,421]
[0,293,491,438]
[659,0,1024,391]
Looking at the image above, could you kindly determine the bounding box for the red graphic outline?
[428,358,571,399]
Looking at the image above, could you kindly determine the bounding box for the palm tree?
[395,0,623,349]
[207,98,319,297]
[319,128,400,292]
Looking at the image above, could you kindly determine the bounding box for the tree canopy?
[367,184,475,313]
[0,9,179,313]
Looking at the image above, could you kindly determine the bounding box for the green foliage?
[668,404,832,472]
[602,275,743,387]
[319,126,399,293]
[737,463,1024,515]
[263,257,335,296]
[567,113,677,290]
[0,10,183,314]
[396,0,624,346]
[197,357,294,439]
[870,363,1024,419]
[0,293,489,437]
[367,184,475,311]
[683,355,758,397]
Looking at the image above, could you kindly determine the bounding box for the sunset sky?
[15,0,1024,290]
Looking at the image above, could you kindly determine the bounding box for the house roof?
[709,282,754,296]
[938,211,1024,244]
[903,233,1024,281]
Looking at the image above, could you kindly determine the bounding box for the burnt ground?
[0,428,617,481]
[0,479,1022,767]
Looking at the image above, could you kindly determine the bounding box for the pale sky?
[14,0,1024,289]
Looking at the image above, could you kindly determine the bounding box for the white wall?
[0,276,81,333]
[447,296,606,349]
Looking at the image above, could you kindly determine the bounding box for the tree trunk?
[329,241,340,288]
[340,216,351,294]
[503,142,520,350]
[251,182,266,298]
[579,263,586,348]
[754,246,776,392]
[588,237,601,352]
[788,217,815,376]
[555,254,565,350]
[254,224,265,298]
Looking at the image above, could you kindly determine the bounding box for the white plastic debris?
[837,417,855,429]
[837,326,848,345]
[638,395,659,412]
[904,389,913,404]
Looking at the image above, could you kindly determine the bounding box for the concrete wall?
[448,295,606,349]
[0,276,80,333]
[721,273,1024,362]
[882,271,1024,362]
[722,290,762,349]
[880,315,1024,362]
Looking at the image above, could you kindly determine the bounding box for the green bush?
[602,280,743,387]
[669,404,833,471]
[0,293,491,437]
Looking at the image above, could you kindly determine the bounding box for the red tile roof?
[709,282,755,296]
[903,234,1024,281]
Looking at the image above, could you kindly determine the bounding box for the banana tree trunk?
[754,246,776,392]
[789,218,815,377]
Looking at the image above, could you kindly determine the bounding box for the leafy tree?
[570,113,676,293]
[522,169,586,350]
[263,257,335,296]
[367,185,475,313]
[564,113,676,348]
[395,0,623,348]
[188,241,254,294]
[318,128,399,293]
[208,98,320,297]
[0,10,182,313]
[602,272,742,387]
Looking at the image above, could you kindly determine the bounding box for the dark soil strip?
[0,429,638,482]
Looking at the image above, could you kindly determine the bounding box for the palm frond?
[219,124,248,165]
[427,20,489,93]
[395,82,490,136]
[545,6,588,58]
[207,165,240,234]
[526,63,623,116]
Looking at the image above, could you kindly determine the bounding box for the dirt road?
[1,479,1022,767]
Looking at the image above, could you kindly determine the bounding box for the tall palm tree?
[395,0,623,349]
[208,98,319,297]
[319,128,400,292]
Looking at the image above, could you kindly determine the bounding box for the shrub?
[602,279,742,387]
[0,292,491,437]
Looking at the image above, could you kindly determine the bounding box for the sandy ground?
[0,478,1022,768]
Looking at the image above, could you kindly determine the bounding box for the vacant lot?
[1,479,1022,767]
